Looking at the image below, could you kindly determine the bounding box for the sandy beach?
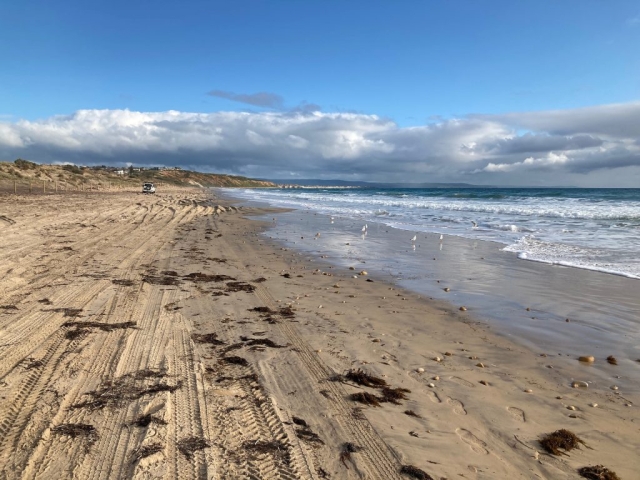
[0,189,637,480]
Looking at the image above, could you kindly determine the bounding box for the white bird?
[330,217,334,224]
[362,225,366,233]
[411,234,417,243]
[439,234,444,242]
[365,224,368,230]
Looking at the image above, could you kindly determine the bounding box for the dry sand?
[0,189,637,479]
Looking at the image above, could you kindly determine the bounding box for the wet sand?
[0,189,637,479]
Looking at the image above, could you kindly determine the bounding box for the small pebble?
[348,266,355,270]
[569,414,578,418]
[524,389,533,393]
[590,403,598,408]
[416,368,425,373]
[572,381,589,388]
[427,383,435,388]
[432,375,439,381]
[444,351,453,356]
[479,380,489,386]
[610,385,619,391]
[359,271,368,276]
[607,355,618,365]
[372,339,381,343]
[578,356,595,363]
[434,356,442,362]
[567,405,577,411]
[476,362,485,368]
[443,287,450,292]
[459,306,467,311]
[315,349,322,353]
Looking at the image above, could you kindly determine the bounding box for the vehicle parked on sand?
[142,183,156,194]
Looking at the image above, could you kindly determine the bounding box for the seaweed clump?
[131,443,163,462]
[349,392,381,407]
[578,465,621,480]
[344,369,388,388]
[400,465,434,480]
[540,429,586,456]
[380,387,411,405]
[243,440,290,462]
[51,423,98,451]
[339,442,360,468]
[192,333,225,346]
[177,436,210,459]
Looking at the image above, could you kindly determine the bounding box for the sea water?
[223,187,640,388]
[230,187,640,279]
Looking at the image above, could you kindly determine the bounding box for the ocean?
[229,187,640,279]
[222,186,640,385]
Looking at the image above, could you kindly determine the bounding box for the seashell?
[348,266,355,270]
[443,287,450,292]
[610,385,619,391]
[476,363,485,368]
[590,403,598,408]
[432,375,439,381]
[318,305,323,309]
[578,356,595,363]
[434,356,442,362]
[572,381,589,388]
[444,352,453,356]
[359,271,368,276]
[459,306,467,311]
[479,380,489,386]
[372,339,381,343]
[567,405,576,411]
[333,284,340,288]
[606,355,618,365]
[569,414,578,418]
[524,389,533,393]
[416,368,425,373]
[315,349,322,353]
[428,383,435,388]
[352,275,358,279]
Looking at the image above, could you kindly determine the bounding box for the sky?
[0,1,639,186]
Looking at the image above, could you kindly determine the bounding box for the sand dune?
[0,189,636,479]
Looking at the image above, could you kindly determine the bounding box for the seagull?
[439,234,444,242]
[411,234,417,243]
[471,220,478,228]
[362,225,366,233]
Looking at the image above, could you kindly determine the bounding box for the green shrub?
[14,158,37,169]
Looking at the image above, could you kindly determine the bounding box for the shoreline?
[0,189,637,479]
[219,189,640,391]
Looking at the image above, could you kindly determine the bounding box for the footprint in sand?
[507,406,526,422]
[447,397,467,415]
[426,390,441,403]
[456,428,489,455]
[448,376,475,388]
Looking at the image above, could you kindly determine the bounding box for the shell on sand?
[416,367,425,373]
[572,381,589,388]
[578,355,595,363]
[459,306,467,311]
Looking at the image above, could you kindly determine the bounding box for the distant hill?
[269,178,478,188]
[0,159,275,191]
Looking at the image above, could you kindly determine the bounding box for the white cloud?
[0,103,639,186]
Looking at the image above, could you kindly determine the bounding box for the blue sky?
[1,1,639,185]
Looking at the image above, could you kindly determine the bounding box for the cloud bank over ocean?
[1,102,639,186]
